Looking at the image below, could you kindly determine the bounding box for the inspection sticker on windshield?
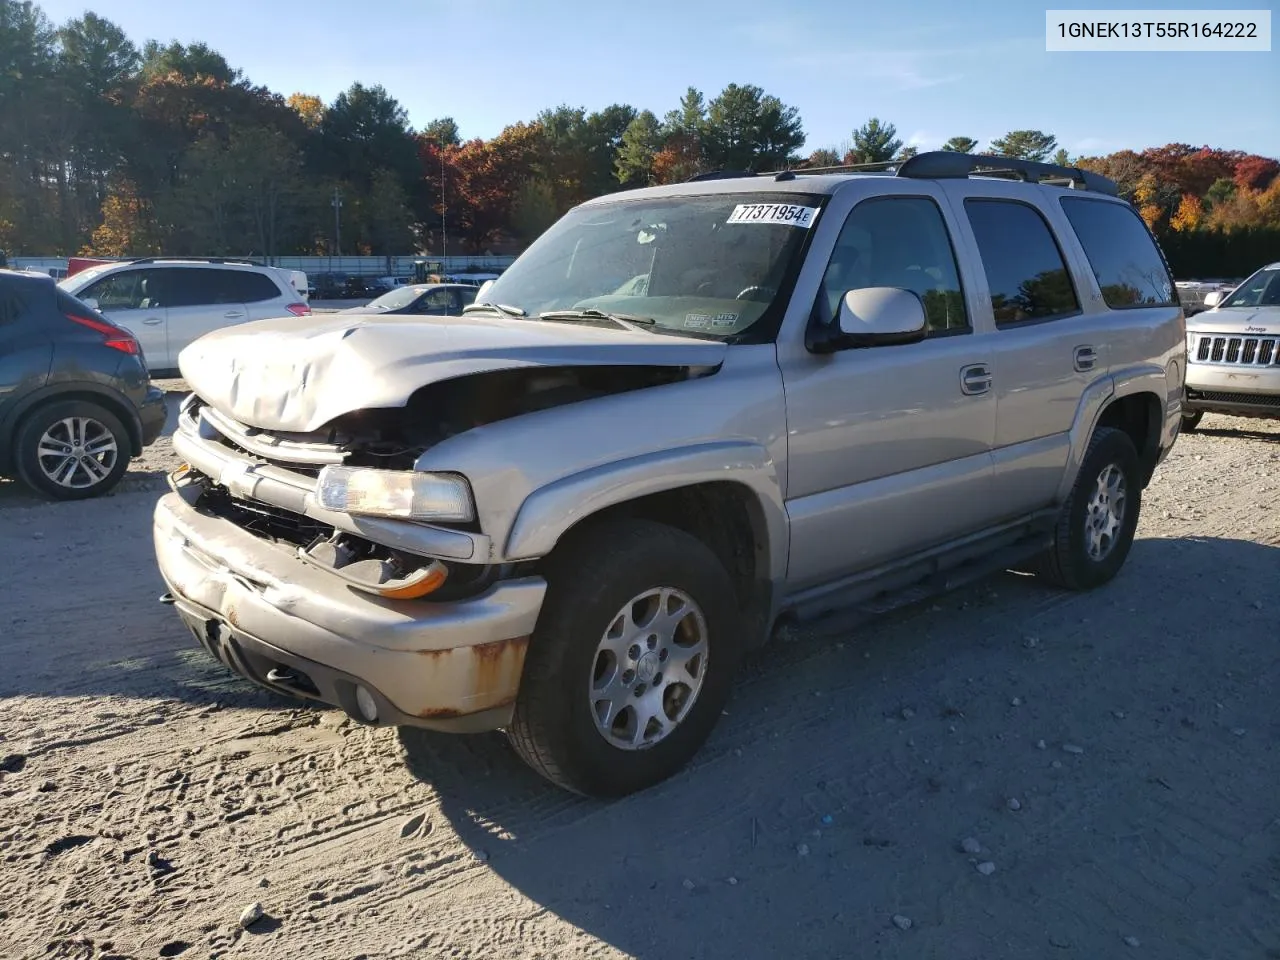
[726,203,820,228]
[685,312,737,329]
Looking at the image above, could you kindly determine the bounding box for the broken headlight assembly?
[314,466,476,523]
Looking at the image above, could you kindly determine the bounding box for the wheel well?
[15,391,142,458]
[1096,392,1162,485]
[560,482,774,646]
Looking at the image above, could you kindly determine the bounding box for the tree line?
[2,0,1277,266]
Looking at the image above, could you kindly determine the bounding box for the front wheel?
[1034,427,1142,591]
[508,518,743,797]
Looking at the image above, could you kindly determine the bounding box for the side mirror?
[82,297,100,311]
[1202,291,1223,308]
[475,280,495,302]
[830,287,927,350]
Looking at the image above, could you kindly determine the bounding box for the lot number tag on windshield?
[726,203,820,228]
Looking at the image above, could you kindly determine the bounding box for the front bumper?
[1184,363,1280,419]
[154,489,547,731]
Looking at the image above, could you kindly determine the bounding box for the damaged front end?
[156,361,707,730]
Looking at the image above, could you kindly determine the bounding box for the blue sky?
[39,0,1280,157]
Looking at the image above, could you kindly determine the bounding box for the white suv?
[59,258,311,373]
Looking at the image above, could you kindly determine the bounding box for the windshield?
[1220,266,1280,308]
[365,286,429,311]
[475,192,825,338]
[58,266,112,293]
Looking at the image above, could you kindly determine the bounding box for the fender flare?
[503,440,789,584]
[1054,365,1167,502]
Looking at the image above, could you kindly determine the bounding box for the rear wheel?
[1034,427,1142,591]
[14,400,130,501]
[1181,410,1203,432]
[508,518,742,797]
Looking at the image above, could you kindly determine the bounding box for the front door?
[777,191,999,591]
[76,268,169,368]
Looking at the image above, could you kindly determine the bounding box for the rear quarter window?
[1059,197,1178,308]
[225,271,286,303]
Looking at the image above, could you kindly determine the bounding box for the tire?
[14,400,131,501]
[1181,410,1203,432]
[508,518,743,797]
[1034,426,1142,591]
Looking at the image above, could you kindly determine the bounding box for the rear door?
[75,268,169,367]
[229,270,291,322]
[942,183,1113,516]
[160,268,245,360]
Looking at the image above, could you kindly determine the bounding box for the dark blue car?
[0,269,166,500]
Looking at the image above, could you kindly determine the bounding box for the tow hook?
[159,593,176,605]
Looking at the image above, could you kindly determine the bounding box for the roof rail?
[895,151,1118,196]
[789,159,903,175]
[685,170,758,182]
[126,256,263,267]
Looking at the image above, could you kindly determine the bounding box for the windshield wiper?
[462,302,527,318]
[536,309,656,331]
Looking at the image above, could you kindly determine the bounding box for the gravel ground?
[1,394,1278,960]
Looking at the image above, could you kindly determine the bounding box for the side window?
[222,270,283,303]
[82,270,147,310]
[459,287,478,307]
[0,291,23,324]
[964,199,1080,326]
[819,196,969,334]
[166,268,247,307]
[1059,198,1177,308]
[418,288,456,314]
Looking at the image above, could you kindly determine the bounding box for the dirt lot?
[1,388,1278,960]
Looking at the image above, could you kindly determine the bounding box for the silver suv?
[154,153,1186,797]
[60,258,311,374]
[1183,262,1280,430]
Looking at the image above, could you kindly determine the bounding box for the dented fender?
[504,440,789,579]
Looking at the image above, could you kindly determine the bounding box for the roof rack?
[126,256,263,266]
[685,170,759,182]
[895,151,1118,196]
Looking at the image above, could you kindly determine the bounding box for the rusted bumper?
[153,490,546,732]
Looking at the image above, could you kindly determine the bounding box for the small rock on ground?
[796,843,810,857]
[1007,798,1022,811]
[1124,935,1141,947]
[237,903,263,929]
[976,861,996,875]
[960,837,982,855]
[891,914,912,931]
[1062,743,1085,754]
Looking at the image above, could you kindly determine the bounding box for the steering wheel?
[735,285,776,302]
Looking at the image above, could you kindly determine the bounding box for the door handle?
[142,317,163,325]
[224,310,245,319]
[1074,345,1097,372]
[960,364,993,396]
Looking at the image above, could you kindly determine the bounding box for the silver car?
[1183,262,1280,429]
[154,153,1186,796]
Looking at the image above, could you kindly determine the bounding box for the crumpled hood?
[1187,306,1280,335]
[178,312,727,432]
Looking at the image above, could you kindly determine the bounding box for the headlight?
[315,466,475,522]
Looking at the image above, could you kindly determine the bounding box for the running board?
[782,511,1057,637]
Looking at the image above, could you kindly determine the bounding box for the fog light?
[354,685,379,723]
